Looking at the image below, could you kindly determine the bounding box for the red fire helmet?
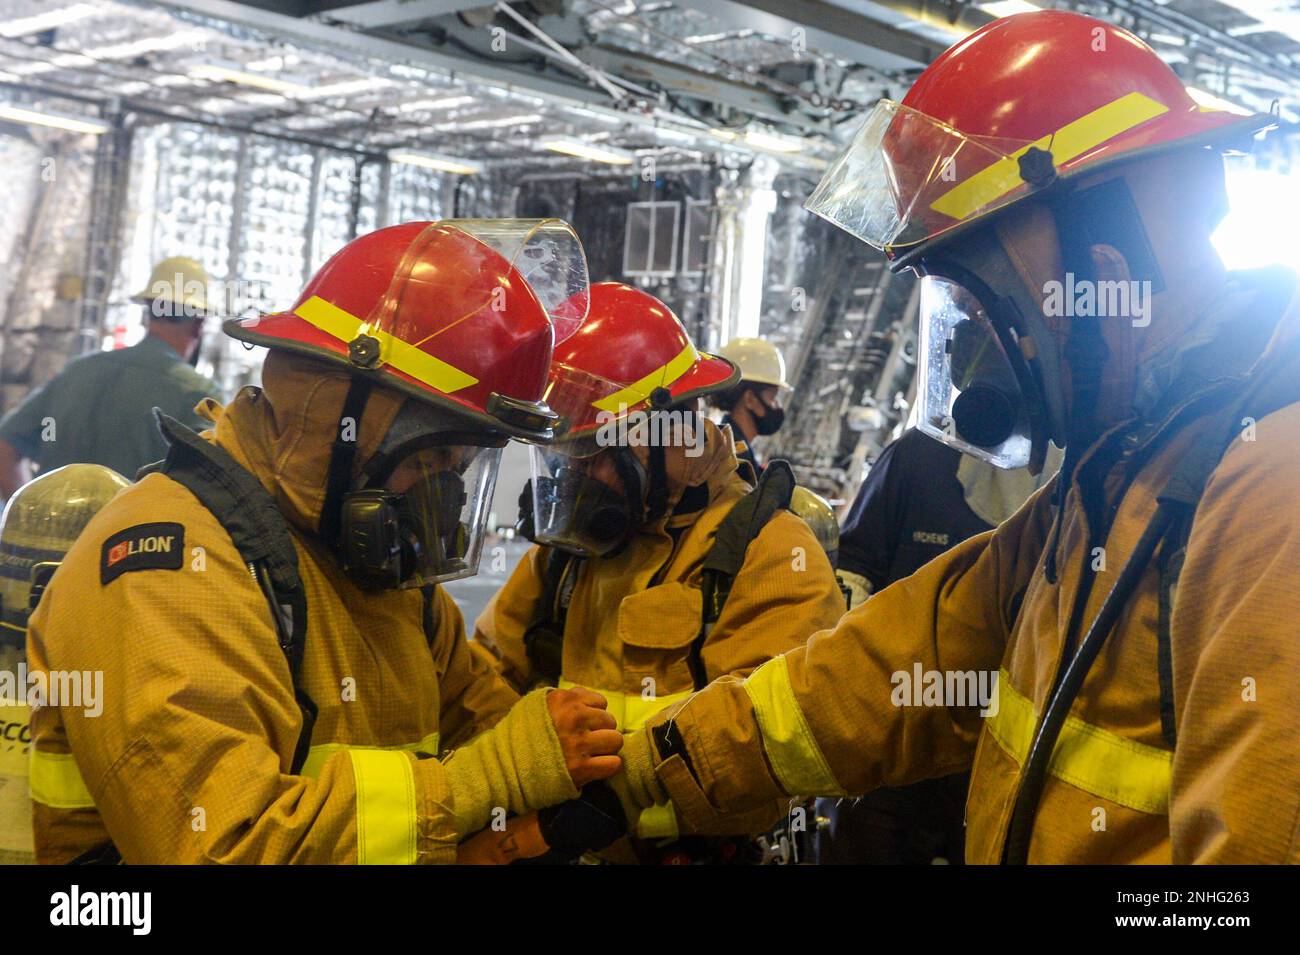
[224,219,591,441]
[806,10,1274,260]
[544,282,737,454]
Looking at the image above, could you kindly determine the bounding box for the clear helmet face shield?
[372,439,504,587]
[804,99,1041,253]
[526,364,645,558]
[916,275,1034,469]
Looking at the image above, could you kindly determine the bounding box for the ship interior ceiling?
[0,0,1298,513]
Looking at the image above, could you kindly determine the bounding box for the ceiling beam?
[672,0,944,70]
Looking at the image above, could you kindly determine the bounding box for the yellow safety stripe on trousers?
[986,669,1172,815]
[592,343,701,413]
[29,749,94,809]
[743,655,845,797]
[294,295,478,395]
[348,749,418,865]
[929,92,1170,222]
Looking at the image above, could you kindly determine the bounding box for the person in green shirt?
[0,257,223,498]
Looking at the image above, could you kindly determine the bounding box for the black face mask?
[338,466,470,590]
[948,317,1026,449]
[530,467,634,558]
[752,396,785,436]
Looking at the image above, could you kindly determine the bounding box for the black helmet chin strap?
[320,376,374,547]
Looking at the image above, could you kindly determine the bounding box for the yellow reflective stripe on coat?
[743,656,845,796]
[29,749,94,809]
[636,801,679,840]
[930,92,1170,222]
[557,681,690,840]
[299,732,441,780]
[557,679,691,732]
[294,295,478,395]
[347,749,418,864]
[592,343,701,413]
[986,668,1172,815]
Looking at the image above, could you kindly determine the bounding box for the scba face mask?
[525,446,645,558]
[916,275,1035,469]
[340,437,503,590]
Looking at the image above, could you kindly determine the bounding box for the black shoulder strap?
[522,547,581,686]
[688,459,797,689]
[152,412,317,775]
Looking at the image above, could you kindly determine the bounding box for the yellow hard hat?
[716,337,789,389]
[790,486,838,559]
[0,464,130,639]
[132,256,211,316]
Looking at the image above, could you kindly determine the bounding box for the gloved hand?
[442,687,622,838]
[535,781,627,860]
[607,727,668,822]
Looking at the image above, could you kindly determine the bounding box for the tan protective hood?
[210,350,406,537]
[632,417,739,528]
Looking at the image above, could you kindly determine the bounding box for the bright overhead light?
[539,135,634,165]
[294,77,391,100]
[190,63,312,96]
[709,128,739,142]
[388,150,484,175]
[979,0,1040,15]
[0,3,97,38]
[0,103,108,135]
[1186,87,1252,115]
[83,30,207,60]
[7,52,94,76]
[743,128,803,153]
[397,94,475,112]
[431,112,543,132]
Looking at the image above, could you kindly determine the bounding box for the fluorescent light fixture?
[1186,87,1251,115]
[9,52,94,76]
[1147,31,1186,46]
[388,150,484,175]
[743,128,803,153]
[539,136,634,165]
[431,112,543,132]
[709,128,739,142]
[0,3,97,38]
[294,77,391,100]
[83,30,207,60]
[0,103,107,135]
[190,63,312,96]
[979,0,1040,15]
[397,94,475,112]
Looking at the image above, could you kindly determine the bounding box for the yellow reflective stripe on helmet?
[300,732,441,780]
[293,295,478,395]
[557,679,692,732]
[930,92,1170,222]
[743,656,845,796]
[348,748,418,865]
[592,343,701,413]
[986,668,1171,815]
[29,749,94,809]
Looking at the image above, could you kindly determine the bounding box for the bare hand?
[457,813,550,865]
[546,686,622,786]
